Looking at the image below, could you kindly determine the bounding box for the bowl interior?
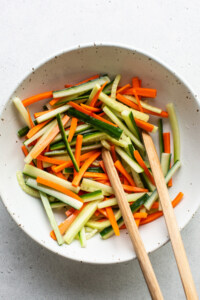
[0,45,200,264]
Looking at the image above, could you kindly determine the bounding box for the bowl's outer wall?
[0,45,200,264]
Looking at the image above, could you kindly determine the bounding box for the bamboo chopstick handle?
[102,148,163,300]
[142,132,198,300]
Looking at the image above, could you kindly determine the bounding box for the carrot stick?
[27,120,50,139]
[27,108,35,128]
[64,84,73,88]
[132,77,141,88]
[37,155,68,165]
[135,118,155,132]
[133,212,147,219]
[21,145,34,166]
[117,84,131,94]
[50,206,86,240]
[34,109,55,118]
[74,74,100,86]
[68,117,78,142]
[22,91,53,107]
[99,161,107,173]
[114,160,136,186]
[98,208,108,218]
[94,210,100,217]
[49,97,62,106]
[140,192,184,225]
[90,82,108,107]
[134,150,155,185]
[74,134,83,177]
[134,91,143,112]
[68,101,118,127]
[124,88,157,98]
[105,207,120,236]
[55,172,67,180]
[36,159,43,170]
[163,132,172,187]
[110,145,117,162]
[135,219,141,227]
[116,93,139,110]
[80,104,101,112]
[52,150,97,173]
[36,177,83,202]
[72,152,101,187]
[122,185,148,193]
[151,202,159,209]
[83,172,109,179]
[65,208,75,217]
[31,115,69,159]
[123,177,129,185]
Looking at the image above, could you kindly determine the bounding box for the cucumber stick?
[121,110,141,140]
[115,147,144,173]
[36,105,70,123]
[80,178,113,195]
[52,124,91,144]
[53,76,110,98]
[18,125,30,137]
[161,153,171,176]
[86,210,122,230]
[86,84,101,105]
[158,119,164,157]
[16,171,40,198]
[64,200,100,244]
[144,160,181,210]
[50,202,68,208]
[56,113,79,172]
[98,192,147,209]
[39,192,64,245]
[103,106,144,151]
[67,108,123,140]
[167,103,180,162]
[13,97,31,128]
[26,178,83,210]
[98,91,149,122]
[78,227,87,248]
[23,164,80,193]
[80,190,104,202]
[111,74,121,99]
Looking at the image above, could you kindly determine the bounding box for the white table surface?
[0,1,200,299]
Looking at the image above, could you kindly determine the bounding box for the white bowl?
[0,44,200,264]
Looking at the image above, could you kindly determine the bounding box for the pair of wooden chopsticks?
[102,132,198,300]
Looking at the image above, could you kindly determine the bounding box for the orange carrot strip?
[27,108,35,128]
[31,115,69,159]
[49,97,62,106]
[151,202,159,209]
[27,120,50,139]
[65,208,75,217]
[34,109,55,118]
[83,172,109,180]
[74,74,100,86]
[132,77,141,88]
[68,117,78,142]
[36,159,43,170]
[64,84,73,88]
[99,161,107,173]
[98,208,108,218]
[21,145,34,166]
[94,210,100,217]
[80,104,101,112]
[116,93,139,110]
[134,150,155,185]
[50,205,86,240]
[122,185,148,193]
[135,219,141,227]
[114,160,136,186]
[90,81,108,107]
[105,207,120,236]
[163,132,172,187]
[134,91,143,112]
[123,177,129,185]
[37,155,68,165]
[135,118,155,132]
[22,91,53,107]
[133,212,147,219]
[72,152,101,187]
[124,88,157,98]
[117,84,131,94]
[140,192,184,225]
[68,101,117,127]
[74,134,83,177]
[52,150,97,173]
[110,145,117,162]
[36,177,83,202]
[55,172,67,180]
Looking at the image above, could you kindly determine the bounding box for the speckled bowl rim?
[0,42,200,265]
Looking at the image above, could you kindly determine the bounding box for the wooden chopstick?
[102,148,163,300]
[142,131,198,300]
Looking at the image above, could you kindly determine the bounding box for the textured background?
[0,1,200,299]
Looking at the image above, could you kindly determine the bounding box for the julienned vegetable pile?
[13,74,182,247]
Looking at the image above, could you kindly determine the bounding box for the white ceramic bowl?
[0,44,200,264]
